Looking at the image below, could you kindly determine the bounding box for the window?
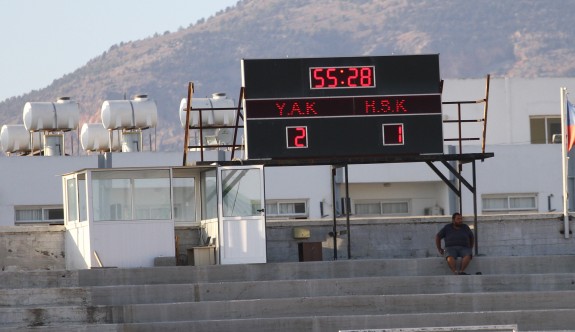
[133,177,171,219]
[15,206,64,224]
[530,116,561,144]
[482,193,538,212]
[354,200,410,216]
[92,169,171,221]
[78,174,87,222]
[66,178,78,222]
[221,169,262,217]
[201,169,217,220]
[172,170,196,223]
[266,200,308,218]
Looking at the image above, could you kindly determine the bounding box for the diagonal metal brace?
[426,160,476,195]
[441,160,475,193]
[426,161,460,196]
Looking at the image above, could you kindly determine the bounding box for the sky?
[0,0,239,102]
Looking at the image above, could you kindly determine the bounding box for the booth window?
[172,169,196,223]
[92,169,171,221]
[66,178,78,222]
[201,169,217,220]
[221,168,262,217]
[78,173,87,222]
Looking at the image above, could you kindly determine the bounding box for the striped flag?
[568,100,575,152]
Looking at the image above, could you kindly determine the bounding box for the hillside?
[2,0,575,151]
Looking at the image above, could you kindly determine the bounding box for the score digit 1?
[382,123,404,145]
[286,126,308,148]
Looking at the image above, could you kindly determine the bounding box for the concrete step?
[0,287,88,307]
[76,255,575,287]
[1,290,575,327]
[3,273,575,307]
[3,256,575,290]
[1,309,575,331]
[87,273,575,305]
[0,270,77,290]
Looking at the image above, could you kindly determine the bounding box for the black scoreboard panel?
[242,55,444,160]
[246,115,443,159]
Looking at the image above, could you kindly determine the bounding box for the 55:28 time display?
[310,66,375,89]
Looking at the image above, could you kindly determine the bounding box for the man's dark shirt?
[437,223,474,247]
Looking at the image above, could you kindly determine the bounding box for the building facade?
[0,77,572,227]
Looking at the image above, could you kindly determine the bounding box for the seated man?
[435,212,474,275]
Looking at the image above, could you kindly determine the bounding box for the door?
[217,165,266,264]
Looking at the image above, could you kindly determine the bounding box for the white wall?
[91,221,175,268]
[347,181,448,216]
[0,155,97,226]
[459,143,564,215]
[347,162,441,183]
[264,165,333,219]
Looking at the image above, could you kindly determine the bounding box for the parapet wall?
[1,214,572,270]
[0,226,65,271]
[266,213,574,262]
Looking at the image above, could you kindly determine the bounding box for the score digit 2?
[382,123,404,145]
[286,126,308,148]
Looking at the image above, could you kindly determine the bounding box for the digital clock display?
[310,66,375,89]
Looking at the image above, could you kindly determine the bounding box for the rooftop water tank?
[0,124,42,153]
[179,93,238,128]
[43,134,63,156]
[80,123,121,152]
[22,97,80,131]
[101,95,158,130]
[121,131,141,152]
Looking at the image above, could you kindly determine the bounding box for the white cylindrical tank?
[22,97,80,131]
[0,124,42,153]
[43,134,63,156]
[179,93,237,128]
[121,132,141,152]
[80,123,121,152]
[101,95,158,130]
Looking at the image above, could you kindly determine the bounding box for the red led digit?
[286,126,308,148]
[326,68,337,87]
[347,67,358,87]
[312,68,325,88]
[294,127,306,147]
[360,67,372,87]
[383,123,404,145]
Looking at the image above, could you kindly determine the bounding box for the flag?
[568,100,575,152]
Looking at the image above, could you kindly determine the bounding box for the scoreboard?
[241,55,444,160]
